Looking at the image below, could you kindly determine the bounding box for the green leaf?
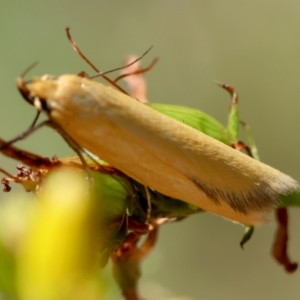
[149,103,229,145]
[280,191,300,207]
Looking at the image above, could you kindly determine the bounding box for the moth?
[10,71,298,226]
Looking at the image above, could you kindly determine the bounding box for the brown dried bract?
[0,137,62,192]
[272,208,298,273]
[232,141,253,157]
[111,224,159,300]
[1,177,11,192]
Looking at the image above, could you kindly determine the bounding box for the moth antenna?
[17,62,39,106]
[20,61,39,79]
[66,27,99,73]
[113,57,159,84]
[65,27,129,95]
[90,45,153,78]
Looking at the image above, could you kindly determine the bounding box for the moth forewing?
[17,74,298,225]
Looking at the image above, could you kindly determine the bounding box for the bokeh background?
[1,1,300,299]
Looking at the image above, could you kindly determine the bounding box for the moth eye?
[33,97,42,111]
[33,96,51,113]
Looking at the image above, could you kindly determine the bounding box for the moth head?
[16,74,57,114]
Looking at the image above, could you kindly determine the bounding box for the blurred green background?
[1,1,300,299]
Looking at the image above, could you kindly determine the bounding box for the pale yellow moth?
[16,74,298,225]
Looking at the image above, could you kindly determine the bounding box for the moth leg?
[0,120,49,151]
[28,111,41,131]
[144,185,152,222]
[54,125,93,185]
